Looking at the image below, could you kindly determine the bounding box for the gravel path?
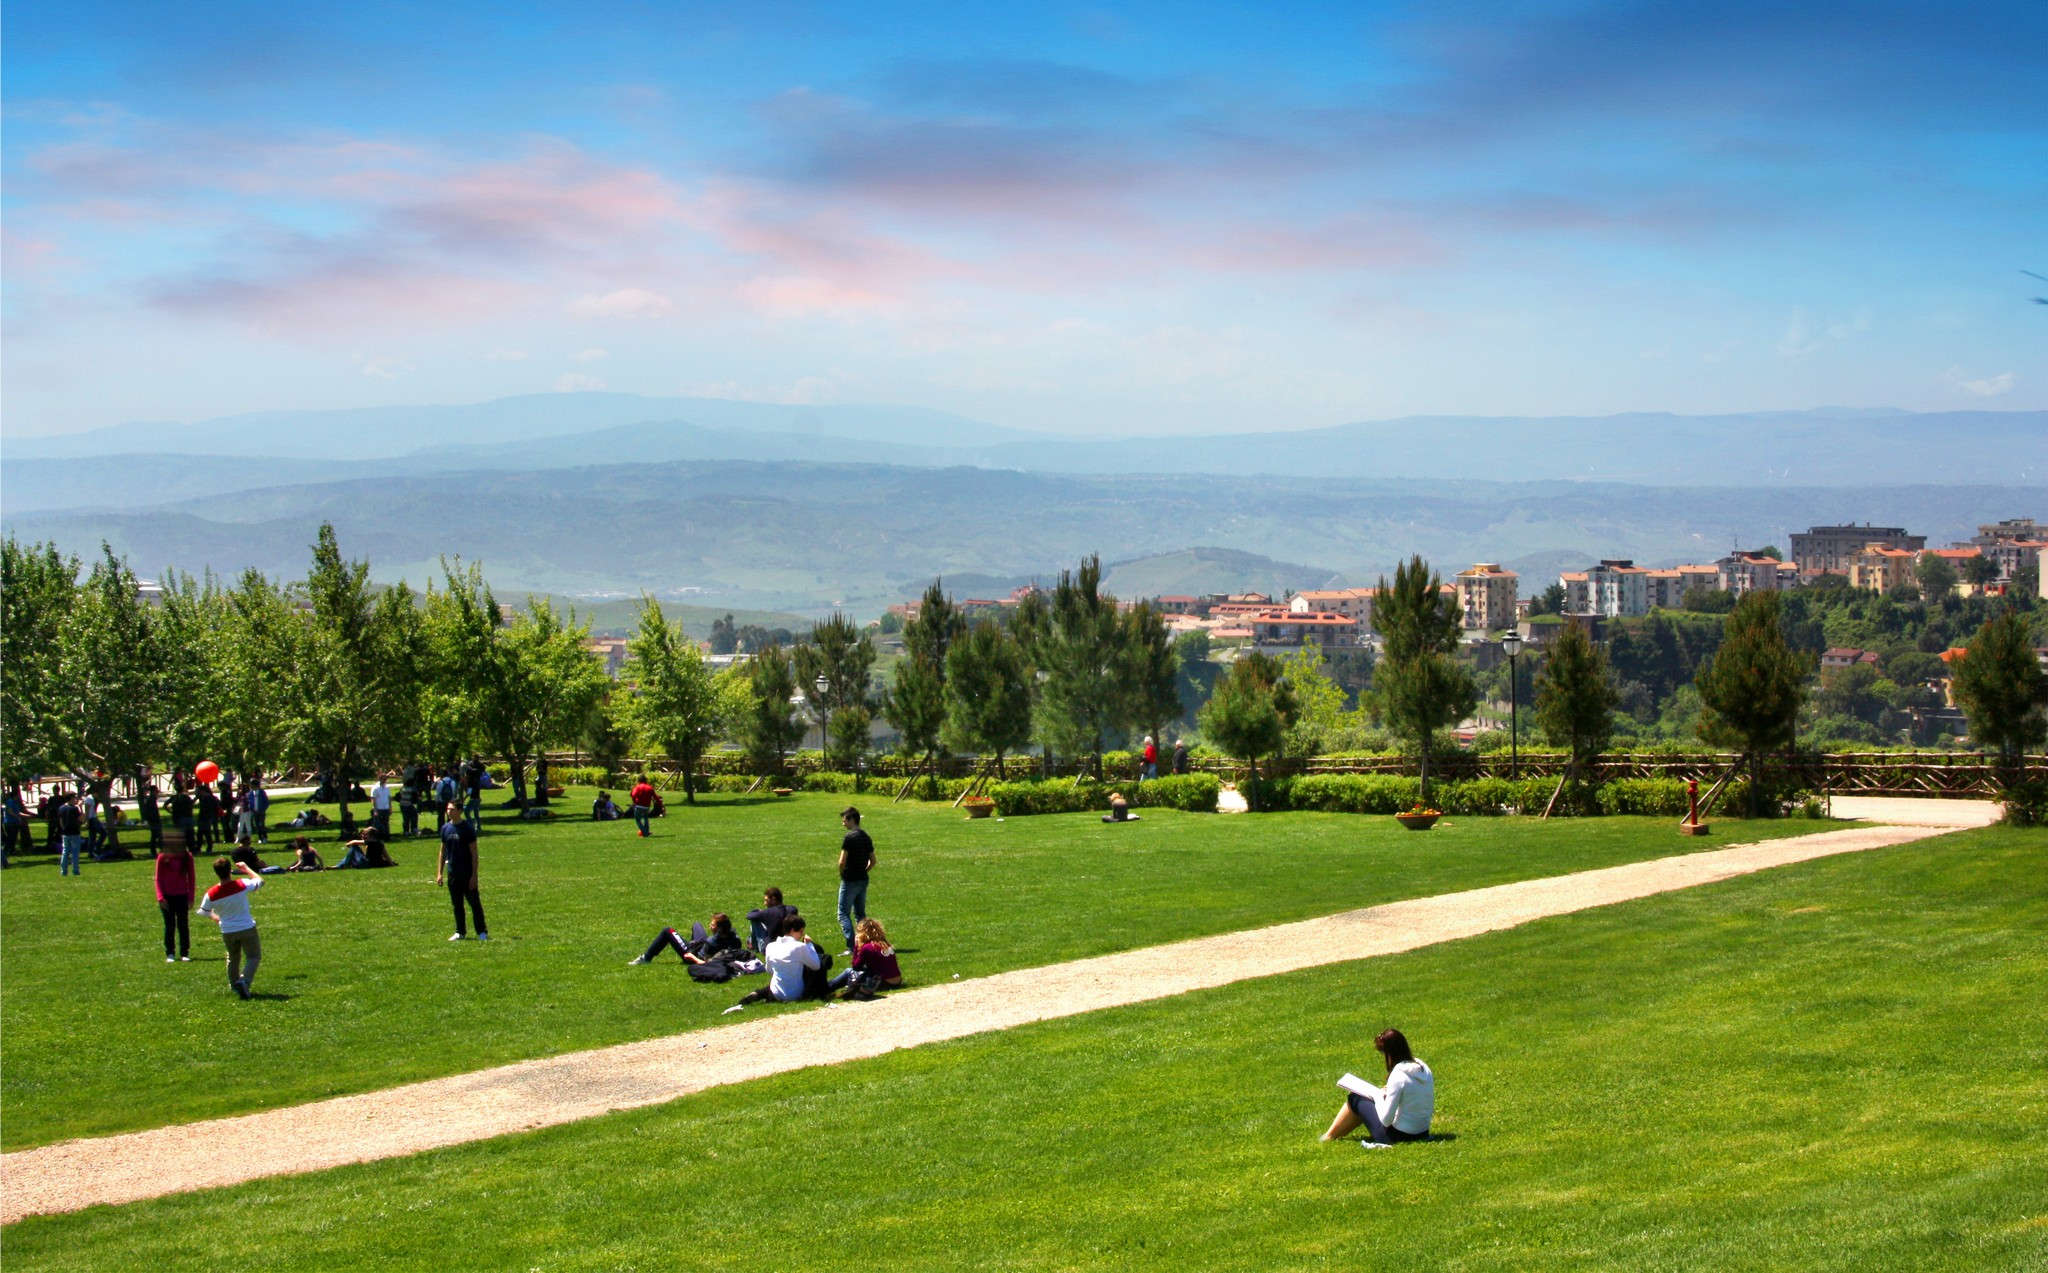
[0,813,1979,1223]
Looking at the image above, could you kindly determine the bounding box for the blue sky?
[4,0,2043,438]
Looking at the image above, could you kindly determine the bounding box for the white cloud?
[554,372,608,392]
[566,288,674,319]
[355,353,412,379]
[483,348,529,362]
[1949,369,2015,398]
[572,347,609,362]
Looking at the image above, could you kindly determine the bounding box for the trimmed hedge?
[978,774,1220,818]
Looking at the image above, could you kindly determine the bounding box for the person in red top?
[828,917,904,1000]
[628,774,658,838]
[1141,735,1159,781]
[154,839,198,961]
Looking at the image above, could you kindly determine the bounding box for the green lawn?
[2,793,1828,1149]
[8,827,2041,1270]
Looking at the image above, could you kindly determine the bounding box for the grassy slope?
[9,828,2042,1270]
[0,794,1826,1148]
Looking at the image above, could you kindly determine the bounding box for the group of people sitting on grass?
[628,886,903,1007]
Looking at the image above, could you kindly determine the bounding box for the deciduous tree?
[944,620,1034,778]
[1198,651,1295,810]
[619,598,725,803]
[1951,611,2048,795]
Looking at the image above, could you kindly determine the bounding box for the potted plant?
[1394,803,1442,830]
[962,795,997,820]
[771,787,794,798]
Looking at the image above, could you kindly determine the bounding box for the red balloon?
[194,760,221,784]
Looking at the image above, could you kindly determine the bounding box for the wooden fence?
[540,749,2037,800]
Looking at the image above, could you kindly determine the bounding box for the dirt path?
[1,811,1984,1223]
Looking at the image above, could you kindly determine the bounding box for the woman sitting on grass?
[627,912,742,965]
[1101,791,1138,823]
[828,917,903,1000]
[1322,1028,1434,1146]
[334,826,396,870]
[282,837,325,872]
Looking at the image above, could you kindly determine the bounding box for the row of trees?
[2,530,610,826]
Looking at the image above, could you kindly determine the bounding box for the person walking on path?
[628,774,657,838]
[237,783,259,844]
[155,838,196,961]
[1172,738,1190,775]
[57,793,85,876]
[197,857,265,999]
[1141,735,1159,781]
[836,806,876,953]
[437,802,488,942]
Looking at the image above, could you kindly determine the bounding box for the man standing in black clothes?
[463,756,485,827]
[836,806,876,954]
[139,782,163,850]
[194,782,220,849]
[436,801,489,942]
[168,783,196,848]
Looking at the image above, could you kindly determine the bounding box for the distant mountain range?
[3,396,2041,520]
[5,455,2033,615]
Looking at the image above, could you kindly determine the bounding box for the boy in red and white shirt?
[197,856,265,1000]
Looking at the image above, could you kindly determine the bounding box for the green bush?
[1595,778,1692,817]
[2000,779,2048,827]
[1129,774,1220,813]
[984,781,1110,818]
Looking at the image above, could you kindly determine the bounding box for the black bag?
[687,960,737,983]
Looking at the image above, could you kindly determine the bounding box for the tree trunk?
[1247,756,1260,811]
[509,755,530,809]
[996,750,1006,781]
[1747,750,1763,818]
[534,753,551,806]
[682,756,697,804]
[1418,734,1431,808]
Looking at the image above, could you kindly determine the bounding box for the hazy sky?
[4,0,2043,438]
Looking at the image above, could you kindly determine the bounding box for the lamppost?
[812,673,832,760]
[1500,630,1524,778]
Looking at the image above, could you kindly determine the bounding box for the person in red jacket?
[629,774,657,838]
[1141,735,1159,781]
[154,838,197,961]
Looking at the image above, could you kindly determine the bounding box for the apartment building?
[1718,551,1800,596]
[1562,560,1649,618]
[1847,544,1917,592]
[1643,564,1721,609]
[1289,586,1377,627]
[1790,524,1925,575]
[1453,563,1518,631]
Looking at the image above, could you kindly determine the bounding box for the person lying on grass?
[1322,1028,1435,1146]
[725,914,831,1012]
[827,916,903,1000]
[628,912,742,965]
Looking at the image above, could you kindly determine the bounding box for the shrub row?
[980,774,1221,818]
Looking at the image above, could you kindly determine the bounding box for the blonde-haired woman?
[829,917,903,1000]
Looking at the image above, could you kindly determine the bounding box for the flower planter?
[771,788,794,798]
[963,801,996,819]
[1394,811,1441,831]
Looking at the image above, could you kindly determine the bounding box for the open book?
[1338,1073,1383,1100]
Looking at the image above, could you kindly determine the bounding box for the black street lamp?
[1501,630,1524,778]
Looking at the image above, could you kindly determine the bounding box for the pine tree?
[1534,618,1619,770]
[1373,555,1475,805]
[739,644,806,778]
[1951,610,2048,797]
[1118,602,1182,758]
[793,614,877,772]
[1694,590,1810,816]
[1033,556,1122,776]
[944,620,1034,778]
[1198,652,1295,810]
